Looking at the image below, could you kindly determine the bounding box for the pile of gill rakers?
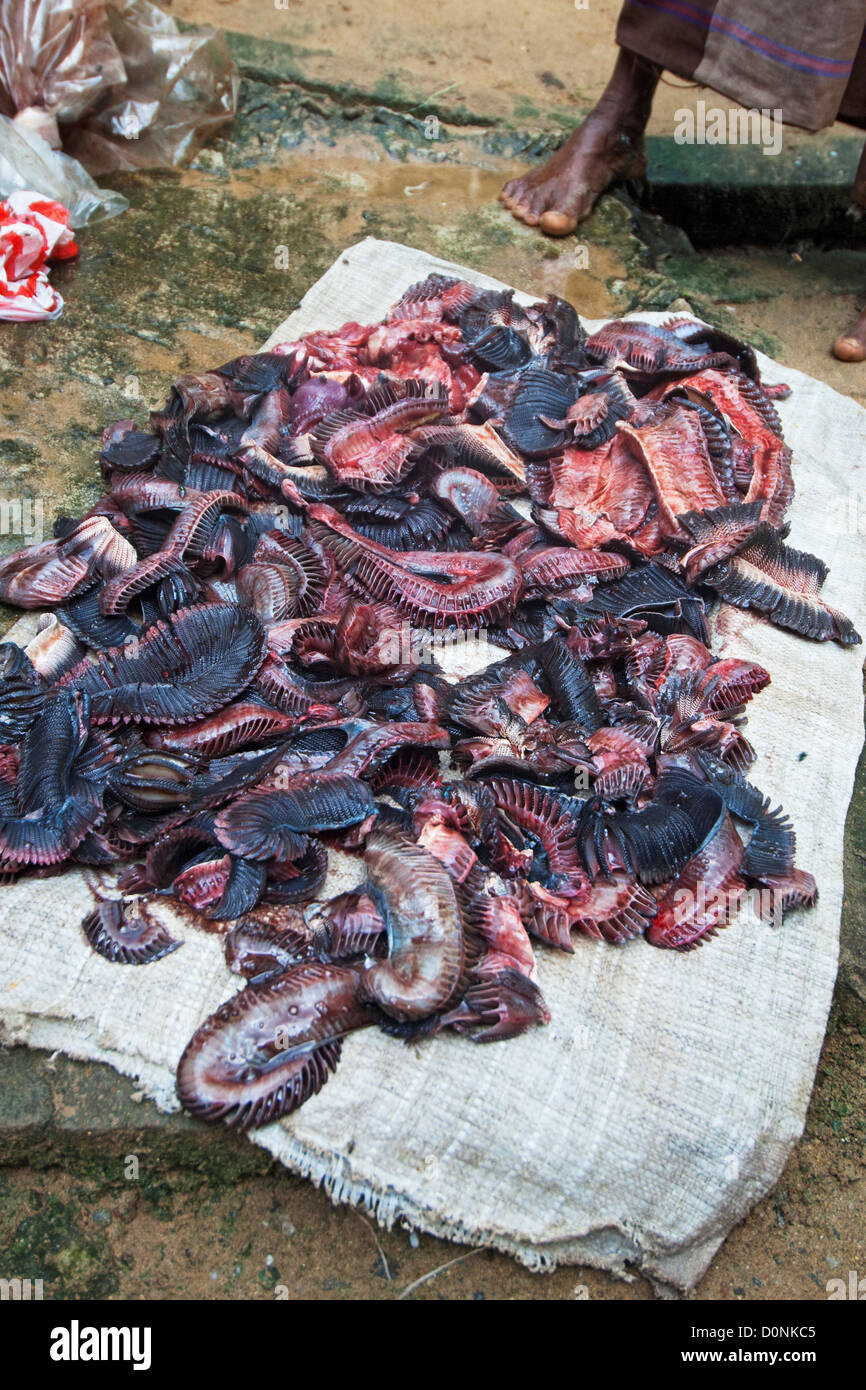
[0,277,859,1129]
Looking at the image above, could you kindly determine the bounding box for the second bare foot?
[833,305,866,362]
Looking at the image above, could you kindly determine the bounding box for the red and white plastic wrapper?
[0,189,78,321]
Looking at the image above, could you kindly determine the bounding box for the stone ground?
[0,0,864,1300]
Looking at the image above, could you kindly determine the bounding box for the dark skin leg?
[499,48,660,236]
[502,46,864,361]
[833,139,866,361]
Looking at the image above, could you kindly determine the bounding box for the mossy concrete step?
[0,1046,270,1183]
[644,135,865,248]
[226,30,498,129]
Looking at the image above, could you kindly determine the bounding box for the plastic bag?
[0,1,126,126]
[0,113,129,226]
[65,1,239,174]
[0,0,238,178]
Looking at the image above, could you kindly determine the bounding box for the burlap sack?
[1,239,863,1291]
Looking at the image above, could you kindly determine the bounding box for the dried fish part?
[62,603,269,725]
[0,285,848,1128]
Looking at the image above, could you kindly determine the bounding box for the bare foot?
[834,306,866,361]
[836,142,866,358]
[500,49,659,237]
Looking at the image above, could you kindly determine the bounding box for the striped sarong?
[617,0,866,129]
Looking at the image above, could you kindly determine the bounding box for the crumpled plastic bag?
[0,0,237,221]
[0,0,126,128]
[0,188,78,320]
[64,0,239,174]
[0,113,129,226]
